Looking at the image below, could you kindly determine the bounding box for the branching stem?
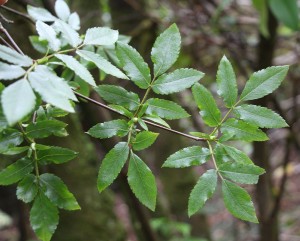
[0,5,34,23]
[74,91,207,142]
[0,22,24,54]
[33,148,40,180]
[207,140,223,180]
[210,100,241,136]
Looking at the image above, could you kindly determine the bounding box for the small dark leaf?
[116,42,151,89]
[40,173,80,210]
[145,98,189,120]
[163,146,210,168]
[220,119,268,142]
[188,170,217,216]
[152,68,204,95]
[98,142,129,192]
[0,158,33,186]
[222,180,258,223]
[0,128,23,154]
[216,56,237,108]
[30,192,59,241]
[26,120,67,139]
[234,104,288,128]
[95,85,140,111]
[17,174,38,203]
[37,146,78,165]
[132,131,159,151]
[192,83,221,127]
[214,143,253,166]
[87,119,129,139]
[240,66,289,101]
[128,152,157,211]
[151,24,181,77]
[219,162,265,184]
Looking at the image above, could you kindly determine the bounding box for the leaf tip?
[187,209,195,218]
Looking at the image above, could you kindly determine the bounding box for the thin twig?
[0,5,34,23]
[143,119,205,141]
[0,35,13,48]
[0,22,24,54]
[74,91,206,142]
[0,12,14,23]
[74,91,126,116]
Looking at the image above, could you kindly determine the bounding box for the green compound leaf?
[98,142,129,192]
[87,119,129,139]
[234,104,288,128]
[132,131,159,151]
[2,79,36,126]
[220,118,268,142]
[37,146,78,165]
[36,21,60,51]
[219,162,265,184]
[163,146,210,168]
[27,5,57,22]
[77,50,128,79]
[222,180,258,223]
[55,0,71,21]
[26,120,67,139]
[0,128,23,154]
[29,66,76,113]
[143,115,170,128]
[84,27,118,46]
[0,44,33,67]
[269,0,299,31]
[151,23,181,77]
[145,98,190,120]
[240,66,289,101]
[54,20,82,47]
[188,169,217,217]
[216,56,237,108]
[192,83,221,127]
[40,173,80,210]
[30,192,59,241]
[0,62,26,80]
[214,143,253,166]
[152,68,204,95]
[0,158,33,186]
[116,42,151,89]
[55,54,96,87]
[17,174,38,203]
[95,85,140,111]
[128,152,157,211]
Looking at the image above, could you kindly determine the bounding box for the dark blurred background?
[0,0,299,241]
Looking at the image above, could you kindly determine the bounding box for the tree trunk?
[254,10,279,241]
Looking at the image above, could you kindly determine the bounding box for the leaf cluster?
[0,1,290,240]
